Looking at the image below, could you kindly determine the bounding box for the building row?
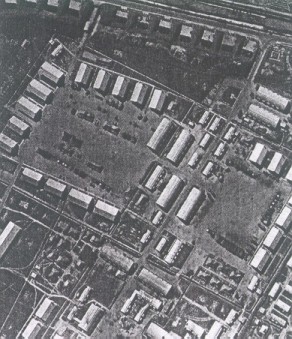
[256,84,290,112]
[249,142,287,176]
[76,63,168,111]
[19,167,121,222]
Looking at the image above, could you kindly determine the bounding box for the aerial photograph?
[0,0,292,338]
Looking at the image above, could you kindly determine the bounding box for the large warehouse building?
[147,117,175,153]
[166,129,193,165]
[249,142,268,167]
[156,175,184,211]
[256,85,290,112]
[138,268,172,296]
[177,186,204,223]
[247,104,280,129]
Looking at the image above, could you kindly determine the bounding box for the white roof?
[28,79,52,99]
[285,166,292,182]
[288,195,292,206]
[164,239,182,264]
[145,165,164,191]
[93,69,110,92]
[69,0,81,11]
[275,206,291,229]
[275,299,290,313]
[247,275,259,291]
[249,143,267,166]
[185,320,205,338]
[248,104,280,129]
[68,188,93,208]
[177,187,203,222]
[199,133,211,148]
[268,282,281,298]
[147,117,172,151]
[149,89,166,111]
[9,116,30,132]
[22,168,43,183]
[180,25,193,38]
[45,178,66,195]
[250,247,270,271]
[209,116,221,132]
[287,255,292,268]
[112,75,129,97]
[0,221,21,259]
[17,96,41,115]
[166,129,193,164]
[156,175,184,210]
[146,323,174,339]
[257,85,290,111]
[0,133,18,149]
[202,29,215,42]
[155,237,167,252]
[202,161,214,177]
[130,82,148,104]
[214,142,226,157]
[35,298,55,321]
[267,152,285,174]
[22,318,42,339]
[41,62,64,80]
[75,63,88,84]
[188,151,200,167]
[205,321,223,339]
[95,200,119,217]
[263,227,282,250]
[78,304,100,332]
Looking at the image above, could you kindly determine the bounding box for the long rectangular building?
[93,69,111,94]
[156,175,184,211]
[249,142,267,167]
[130,82,148,106]
[94,200,120,222]
[112,75,129,100]
[247,104,280,129]
[147,117,174,153]
[177,187,203,223]
[138,268,172,296]
[7,116,30,136]
[44,178,66,198]
[256,85,290,112]
[68,188,93,210]
[16,96,42,120]
[100,244,134,273]
[275,206,291,230]
[0,133,18,154]
[145,165,164,191]
[267,152,285,175]
[27,79,53,103]
[250,247,270,273]
[166,129,193,164]
[149,89,166,113]
[0,222,21,259]
[39,61,64,85]
[263,226,282,251]
[22,167,43,187]
[75,63,92,87]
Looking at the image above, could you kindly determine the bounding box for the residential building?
[22,167,43,187]
[93,69,111,94]
[199,133,212,149]
[100,244,135,273]
[202,161,214,177]
[263,226,282,251]
[16,96,42,121]
[94,200,120,222]
[112,75,130,100]
[138,268,172,296]
[250,247,270,273]
[27,79,53,103]
[130,82,148,106]
[145,165,164,191]
[256,85,290,112]
[35,298,56,322]
[7,116,30,136]
[247,104,280,129]
[68,188,93,210]
[275,206,291,230]
[39,61,64,86]
[0,133,18,154]
[44,178,66,198]
[22,319,42,339]
[75,63,92,87]
[267,152,285,175]
[149,89,166,113]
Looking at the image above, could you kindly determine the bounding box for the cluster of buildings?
[19,166,121,223]
[0,115,30,155]
[108,5,258,59]
[16,61,65,121]
[2,0,83,16]
[154,233,190,267]
[248,141,292,181]
[74,62,169,113]
[21,297,56,339]
[121,289,162,324]
[250,194,292,274]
